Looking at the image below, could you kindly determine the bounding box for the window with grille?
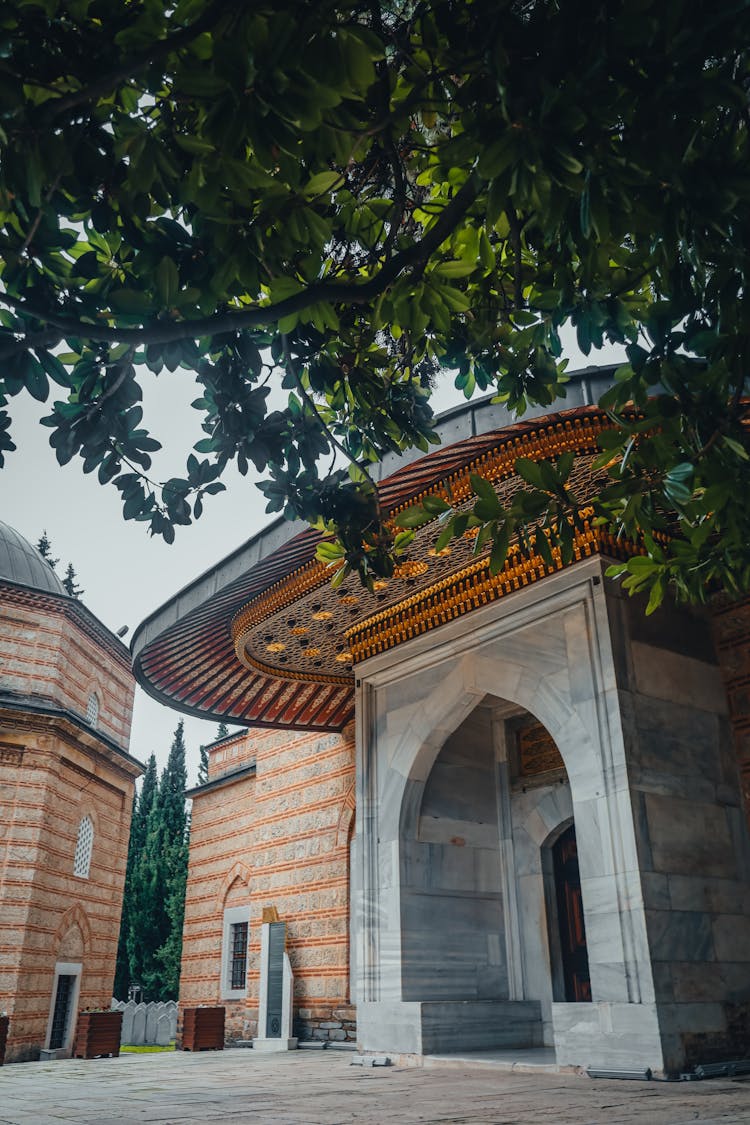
[221,905,250,998]
[86,692,99,726]
[229,922,249,990]
[73,815,94,878]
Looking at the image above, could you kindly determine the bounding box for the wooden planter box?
[0,1015,8,1065]
[180,1006,225,1051]
[73,1010,123,1059]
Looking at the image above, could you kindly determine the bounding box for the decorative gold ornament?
[231,411,639,685]
[394,560,429,579]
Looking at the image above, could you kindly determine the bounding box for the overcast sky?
[1,329,621,785]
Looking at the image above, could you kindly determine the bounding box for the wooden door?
[552,824,591,1002]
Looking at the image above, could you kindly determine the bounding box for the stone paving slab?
[0,1049,749,1124]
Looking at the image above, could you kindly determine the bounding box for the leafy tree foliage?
[3,2,750,606]
[116,726,189,1001]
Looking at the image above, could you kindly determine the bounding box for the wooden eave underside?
[133,404,619,732]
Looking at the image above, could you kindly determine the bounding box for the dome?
[0,521,67,596]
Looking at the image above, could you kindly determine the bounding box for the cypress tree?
[62,562,84,598]
[36,530,58,572]
[115,754,157,998]
[215,721,229,740]
[113,791,137,1000]
[123,754,160,994]
[197,744,209,785]
[116,729,190,1002]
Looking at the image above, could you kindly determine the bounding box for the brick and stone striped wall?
[0,582,138,1062]
[180,725,355,1044]
[0,585,133,749]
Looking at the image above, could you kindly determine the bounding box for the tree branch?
[0,175,479,354]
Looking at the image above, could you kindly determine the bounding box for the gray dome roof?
[0,521,67,596]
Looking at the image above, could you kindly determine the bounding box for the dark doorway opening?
[49,974,75,1049]
[552,824,591,1002]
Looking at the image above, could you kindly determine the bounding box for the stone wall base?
[295,1006,356,1044]
[552,999,750,1075]
[358,1000,543,1056]
[552,1002,665,1074]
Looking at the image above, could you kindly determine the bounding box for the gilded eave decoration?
[232,412,643,677]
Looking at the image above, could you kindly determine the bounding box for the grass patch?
[121,1043,176,1054]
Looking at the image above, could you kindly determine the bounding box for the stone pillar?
[606,583,750,1072]
[252,922,297,1052]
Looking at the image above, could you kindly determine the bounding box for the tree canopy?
[2,0,750,606]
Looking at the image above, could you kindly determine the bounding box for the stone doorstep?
[390,1049,562,1074]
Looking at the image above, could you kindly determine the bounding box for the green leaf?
[110,290,154,314]
[515,458,545,489]
[645,576,665,615]
[434,260,477,279]
[155,257,179,307]
[395,504,431,529]
[469,473,497,503]
[422,494,451,515]
[489,526,510,575]
[302,171,344,199]
[721,436,749,460]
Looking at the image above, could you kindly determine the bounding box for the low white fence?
[110,999,178,1046]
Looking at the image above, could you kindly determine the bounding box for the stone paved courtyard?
[1,1049,749,1124]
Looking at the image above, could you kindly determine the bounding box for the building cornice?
[186,762,256,798]
[0,692,144,779]
[0,580,132,670]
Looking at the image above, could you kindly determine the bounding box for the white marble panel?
[552,1001,665,1072]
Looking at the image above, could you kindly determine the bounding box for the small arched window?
[73,815,94,879]
[86,692,99,727]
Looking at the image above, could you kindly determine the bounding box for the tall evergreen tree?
[158,721,187,841]
[36,530,58,572]
[115,729,190,1001]
[121,754,159,994]
[149,723,189,1000]
[62,562,84,598]
[197,744,209,786]
[113,790,138,1000]
[215,721,229,740]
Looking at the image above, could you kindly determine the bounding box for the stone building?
[0,522,141,1062]
[133,366,750,1075]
